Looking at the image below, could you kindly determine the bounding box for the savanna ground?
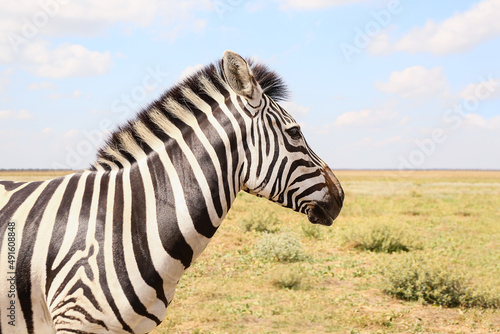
[1,170,499,333]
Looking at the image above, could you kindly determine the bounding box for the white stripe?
[131,121,192,300]
[102,169,134,329]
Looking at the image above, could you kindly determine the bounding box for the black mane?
[91,57,290,170]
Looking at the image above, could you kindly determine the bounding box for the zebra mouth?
[307,203,339,226]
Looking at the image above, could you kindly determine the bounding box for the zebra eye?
[286,126,302,140]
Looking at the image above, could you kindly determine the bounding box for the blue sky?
[1,0,499,170]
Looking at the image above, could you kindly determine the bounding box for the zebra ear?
[222,50,261,103]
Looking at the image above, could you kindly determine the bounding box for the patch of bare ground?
[351,287,500,333]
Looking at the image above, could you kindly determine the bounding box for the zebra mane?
[91,57,290,170]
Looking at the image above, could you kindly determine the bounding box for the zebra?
[0,50,344,333]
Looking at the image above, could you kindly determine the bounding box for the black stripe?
[256,118,263,178]
[46,173,81,296]
[147,152,194,269]
[253,114,282,191]
[55,329,93,334]
[285,187,300,209]
[223,95,243,198]
[263,119,271,156]
[112,170,161,325]
[200,95,235,211]
[293,183,326,207]
[282,158,315,194]
[94,172,133,333]
[17,178,63,334]
[270,157,289,200]
[231,97,252,192]
[234,97,254,187]
[67,278,102,312]
[176,100,225,219]
[49,173,95,305]
[51,245,96,306]
[170,143,218,238]
[0,181,43,224]
[0,180,27,191]
[129,164,168,307]
[289,170,322,188]
[53,296,107,332]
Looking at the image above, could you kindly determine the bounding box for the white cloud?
[64,129,79,138]
[28,81,57,90]
[357,137,372,145]
[375,66,449,99]
[246,1,266,12]
[464,113,500,130]
[1,38,111,79]
[278,0,369,10]
[0,1,212,39]
[72,90,83,99]
[373,135,402,147]
[370,0,500,55]
[48,93,62,100]
[0,0,210,79]
[334,109,398,127]
[0,109,34,120]
[24,42,111,78]
[458,77,500,100]
[43,89,83,100]
[280,101,311,117]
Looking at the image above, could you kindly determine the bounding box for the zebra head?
[222,51,344,226]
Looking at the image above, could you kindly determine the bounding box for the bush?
[271,268,303,290]
[301,224,323,239]
[255,232,307,263]
[241,210,281,233]
[382,253,500,308]
[343,221,419,253]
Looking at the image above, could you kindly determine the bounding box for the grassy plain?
[2,170,499,333]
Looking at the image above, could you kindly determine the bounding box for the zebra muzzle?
[306,199,341,226]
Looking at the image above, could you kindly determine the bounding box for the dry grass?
[3,170,499,333]
[0,170,73,182]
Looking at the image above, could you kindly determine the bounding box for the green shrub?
[301,224,323,239]
[240,210,281,233]
[255,232,307,263]
[382,253,500,308]
[343,221,419,253]
[271,268,303,290]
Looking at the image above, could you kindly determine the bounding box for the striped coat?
[0,51,343,333]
